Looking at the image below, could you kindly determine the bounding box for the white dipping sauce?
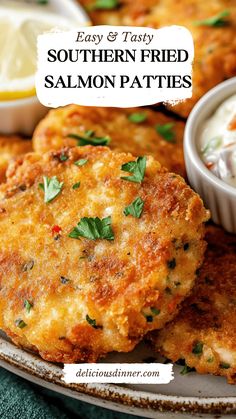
[200,94,236,187]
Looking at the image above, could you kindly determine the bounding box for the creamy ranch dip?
[200,94,236,187]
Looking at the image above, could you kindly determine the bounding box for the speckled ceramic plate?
[0,332,235,418]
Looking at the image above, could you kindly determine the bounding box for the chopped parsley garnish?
[59,153,68,162]
[74,159,88,166]
[207,357,214,363]
[86,314,102,329]
[69,216,114,241]
[72,182,81,190]
[24,300,33,313]
[151,307,161,315]
[180,364,195,375]
[22,260,34,272]
[192,341,203,355]
[39,176,63,203]
[68,130,110,146]
[90,0,119,10]
[37,0,48,4]
[143,307,160,322]
[167,258,176,270]
[15,319,27,329]
[121,156,146,183]
[128,112,147,123]
[123,197,144,218]
[220,362,230,369]
[156,123,176,143]
[194,10,230,27]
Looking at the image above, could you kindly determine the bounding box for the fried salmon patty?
[0,136,32,183]
[81,0,236,117]
[33,106,185,177]
[0,146,208,363]
[150,225,236,383]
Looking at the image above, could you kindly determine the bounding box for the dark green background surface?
[0,367,141,419]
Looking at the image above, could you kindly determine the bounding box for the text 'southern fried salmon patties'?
[81,0,236,117]
[0,136,32,183]
[33,105,186,177]
[0,146,208,363]
[150,225,236,384]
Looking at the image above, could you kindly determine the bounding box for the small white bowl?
[0,96,49,136]
[184,77,236,233]
[0,0,90,136]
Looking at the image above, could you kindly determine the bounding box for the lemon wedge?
[0,1,77,101]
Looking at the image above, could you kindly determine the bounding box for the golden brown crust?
[80,0,236,117]
[150,224,236,384]
[0,135,32,183]
[0,146,208,363]
[33,105,185,177]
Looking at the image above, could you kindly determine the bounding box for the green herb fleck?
[220,362,230,369]
[22,260,34,272]
[180,364,195,375]
[59,153,68,162]
[86,314,102,329]
[90,0,119,10]
[121,156,146,183]
[37,0,48,4]
[192,341,203,355]
[40,176,63,203]
[69,216,114,241]
[123,197,144,218]
[207,357,214,363]
[72,182,81,190]
[156,123,176,143]
[68,130,110,146]
[194,10,230,27]
[167,258,176,270]
[15,319,27,329]
[74,159,88,166]
[128,112,147,123]
[202,136,222,155]
[24,300,33,313]
[151,307,161,315]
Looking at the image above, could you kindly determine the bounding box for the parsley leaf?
[156,123,176,143]
[90,0,119,10]
[86,314,102,329]
[68,130,110,146]
[24,300,33,313]
[220,362,230,369]
[151,307,161,315]
[180,364,195,375]
[121,156,146,183]
[72,182,81,190]
[69,216,114,241]
[15,319,27,329]
[59,153,68,162]
[192,341,203,355]
[194,10,230,27]
[128,112,147,123]
[40,176,63,203]
[37,0,48,4]
[74,159,88,166]
[124,197,144,218]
